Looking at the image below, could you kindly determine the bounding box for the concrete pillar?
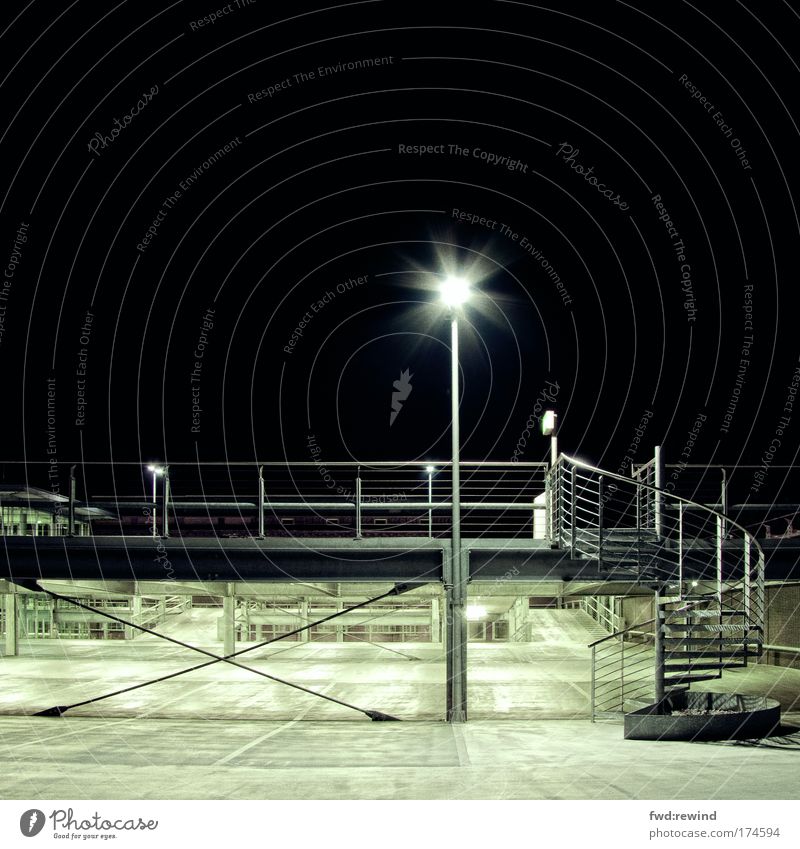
[430,597,441,643]
[222,584,235,656]
[4,593,18,656]
[126,595,142,640]
[299,599,309,642]
[335,600,344,642]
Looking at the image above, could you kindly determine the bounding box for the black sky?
[1,0,799,491]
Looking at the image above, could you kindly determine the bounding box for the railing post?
[590,645,596,722]
[715,514,723,604]
[355,467,362,539]
[570,465,576,558]
[677,503,684,595]
[544,471,551,543]
[68,464,76,537]
[654,588,665,708]
[720,468,728,539]
[635,483,642,578]
[597,474,604,569]
[620,633,625,711]
[162,466,170,538]
[654,445,664,538]
[257,465,265,539]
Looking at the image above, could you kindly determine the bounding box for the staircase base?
[623,691,780,741]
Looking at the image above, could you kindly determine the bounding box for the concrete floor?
[2,609,800,799]
[2,715,800,800]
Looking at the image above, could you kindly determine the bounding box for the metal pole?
[428,470,433,538]
[720,468,728,539]
[570,465,576,558]
[151,469,158,538]
[447,311,466,723]
[678,503,684,595]
[590,645,596,722]
[654,588,665,708]
[68,465,76,537]
[355,468,362,539]
[654,445,664,538]
[162,466,170,539]
[258,466,265,539]
[598,475,604,569]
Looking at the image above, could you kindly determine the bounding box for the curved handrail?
[560,453,764,556]
[588,618,656,648]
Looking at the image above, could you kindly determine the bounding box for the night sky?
[1,1,799,490]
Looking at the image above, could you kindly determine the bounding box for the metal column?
[4,591,18,656]
[222,584,236,657]
[446,312,467,723]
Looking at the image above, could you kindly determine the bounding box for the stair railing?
[589,618,657,720]
[549,454,765,638]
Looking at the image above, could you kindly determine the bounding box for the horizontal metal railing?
[0,460,549,540]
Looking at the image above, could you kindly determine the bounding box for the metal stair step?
[663,661,747,672]
[664,609,747,619]
[663,623,750,633]
[664,649,750,660]
[663,636,758,645]
[663,673,722,685]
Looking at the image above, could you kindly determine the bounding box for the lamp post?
[440,275,470,723]
[147,465,164,538]
[425,465,435,538]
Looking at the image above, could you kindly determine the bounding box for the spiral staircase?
[547,454,765,719]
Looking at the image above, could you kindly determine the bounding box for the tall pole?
[151,469,158,538]
[447,311,467,722]
[427,470,433,538]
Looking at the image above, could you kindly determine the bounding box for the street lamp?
[425,465,435,538]
[147,465,164,538]
[440,274,471,722]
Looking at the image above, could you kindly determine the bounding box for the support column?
[299,598,309,642]
[222,584,235,657]
[430,597,441,643]
[335,600,344,642]
[126,595,142,640]
[4,592,18,656]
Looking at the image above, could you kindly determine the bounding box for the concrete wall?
[619,595,654,633]
[765,585,800,670]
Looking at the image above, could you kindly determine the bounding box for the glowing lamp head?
[147,465,164,475]
[541,410,557,436]
[440,276,471,308]
[425,465,435,474]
